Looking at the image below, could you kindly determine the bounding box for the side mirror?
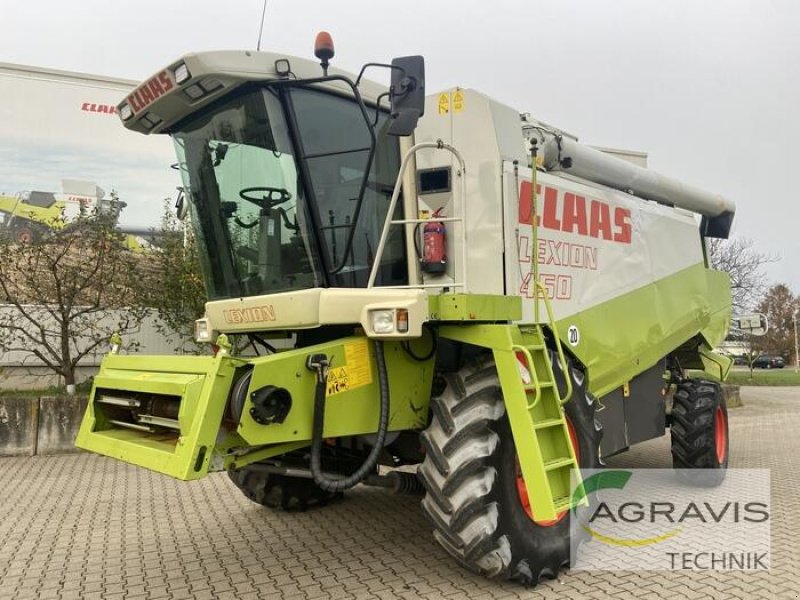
[175,187,189,220]
[388,55,425,136]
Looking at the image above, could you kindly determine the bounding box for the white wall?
[0,305,185,389]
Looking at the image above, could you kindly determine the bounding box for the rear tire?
[228,466,342,511]
[670,378,729,487]
[419,352,602,585]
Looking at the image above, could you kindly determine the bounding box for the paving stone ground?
[1,386,798,599]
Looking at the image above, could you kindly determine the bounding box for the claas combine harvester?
[77,34,735,584]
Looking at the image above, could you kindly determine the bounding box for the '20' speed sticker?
[567,325,580,347]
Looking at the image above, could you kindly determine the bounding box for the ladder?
[493,282,581,522]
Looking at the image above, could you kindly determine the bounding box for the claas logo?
[519,182,632,245]
[127,70,174,115]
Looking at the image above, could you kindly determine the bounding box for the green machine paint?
[76,36,734,585]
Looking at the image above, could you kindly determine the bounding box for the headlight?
[370,310,395,334]
[173,62,191,84]
[195,318,211,342]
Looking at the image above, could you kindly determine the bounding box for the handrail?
[512,344,542,410]
[535,280,573,405]
[367,140,467,289]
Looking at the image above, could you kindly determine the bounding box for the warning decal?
[452,89,464,113]
[326,367,350,395]
[438,93,450,115]
[326,339,373,396]
[344,339,372,388]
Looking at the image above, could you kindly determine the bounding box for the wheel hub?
[714,406,728,464]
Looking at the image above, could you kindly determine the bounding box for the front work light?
[274,59,291,77]
[173,62,191,84]
[184,83,205,100]
[119,103,133,121]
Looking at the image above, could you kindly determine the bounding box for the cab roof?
[119,50,389,135]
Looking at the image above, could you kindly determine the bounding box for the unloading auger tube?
[305,341,390,492]
[539,134,735,236]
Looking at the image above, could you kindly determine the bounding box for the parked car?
[733,355,749,366]
[752,355,785,369]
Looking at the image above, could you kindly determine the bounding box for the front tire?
[670,378,729,487]
[419,352,602,585]
[228,466,341,511]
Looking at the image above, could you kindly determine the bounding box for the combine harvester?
[0,180,153,250]
[0,180,123,243]
[77,34,734,584]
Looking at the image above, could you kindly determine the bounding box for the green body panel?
[553,263,732,398]
[429,293,522,322]
[225,441,311,470]
[76,354,241,480]
[0,194,65,227]
[76,262,730,514]
[697,345,733,381]
[230,336,434,447]
[77,336,434,481]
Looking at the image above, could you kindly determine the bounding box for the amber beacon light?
[314,31,335,75]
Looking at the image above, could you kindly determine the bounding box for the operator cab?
[118,41,425,301]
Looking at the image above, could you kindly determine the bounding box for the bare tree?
[0,212,148,390]
[707,237,777,315]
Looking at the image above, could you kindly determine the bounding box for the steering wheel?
[239,186,292,208]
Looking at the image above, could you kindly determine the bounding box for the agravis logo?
[572,470,681,547]
[569,469,771,572]
[573,470,769,547]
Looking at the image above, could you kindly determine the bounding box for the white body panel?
[414,89,527,295]
[413,88,705,321]
[504,167,702,322]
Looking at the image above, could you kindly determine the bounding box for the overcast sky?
[3,0,798,293]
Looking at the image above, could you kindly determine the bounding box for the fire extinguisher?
[421,208,447,273]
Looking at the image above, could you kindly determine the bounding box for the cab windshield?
[173,86,406,300]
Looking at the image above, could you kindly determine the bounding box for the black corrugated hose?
[309,341,390,492]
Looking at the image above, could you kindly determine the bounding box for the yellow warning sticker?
[438,92,450,115]
[452,89,464,113]
[344,339,372,388]
[326,366,350,396]
[326,339,373,396]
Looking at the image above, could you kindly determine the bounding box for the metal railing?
[367,140,467,290]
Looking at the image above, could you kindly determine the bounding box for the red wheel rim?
[714,406,727,464]
[516,417,580,527]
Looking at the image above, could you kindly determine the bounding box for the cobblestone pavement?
[1,387,798,600]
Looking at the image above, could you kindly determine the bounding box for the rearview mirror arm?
[354,62,407,87]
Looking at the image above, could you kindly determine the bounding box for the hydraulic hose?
[308,340,390,492]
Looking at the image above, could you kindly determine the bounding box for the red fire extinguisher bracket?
[421,208,447,274]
